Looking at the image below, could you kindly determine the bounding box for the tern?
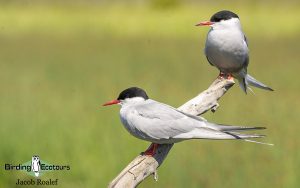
[196,10,273,93]
[103,87,271,156]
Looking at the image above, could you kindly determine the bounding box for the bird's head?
[103,87,149,106]
[196,10,241,30]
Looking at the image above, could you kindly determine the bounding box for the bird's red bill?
[103,99,120,106]
[195,21,214,26]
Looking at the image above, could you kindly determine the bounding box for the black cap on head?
[210,10,239,22]
[117,87,149,100]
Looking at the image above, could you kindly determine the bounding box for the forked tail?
[238,74,273,94]
[206,123,273,146]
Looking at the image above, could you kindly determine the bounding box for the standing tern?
[196,10,273,93]
[103,87,270,156]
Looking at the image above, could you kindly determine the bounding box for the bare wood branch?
[178,77,235,116]
[108,77,235,188]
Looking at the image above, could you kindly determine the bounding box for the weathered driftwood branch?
[108,77,235,188]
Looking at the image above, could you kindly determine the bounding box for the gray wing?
[206,55,214,66]
[129,100,264,143]
[244,35,248,47]
[243,34,249,67]
[130,100,201,140]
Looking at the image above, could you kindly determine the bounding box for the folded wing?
[128,100,267,144]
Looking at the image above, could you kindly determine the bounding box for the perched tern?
[196,10,273,93]
[103,87,271,156]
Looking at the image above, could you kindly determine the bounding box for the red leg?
[218,72,233,80]
[227,74,234,80]
[143,143,159,156]
[218,72,226,78]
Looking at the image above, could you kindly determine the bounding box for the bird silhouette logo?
[31,155,41,177]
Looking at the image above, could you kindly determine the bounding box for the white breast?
[204,19,249,73]
[119,105,149,141]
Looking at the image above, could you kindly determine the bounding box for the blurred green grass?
[0,2,299,39]
[0,2,299,188]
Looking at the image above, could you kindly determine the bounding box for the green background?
[0,0,299,187]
